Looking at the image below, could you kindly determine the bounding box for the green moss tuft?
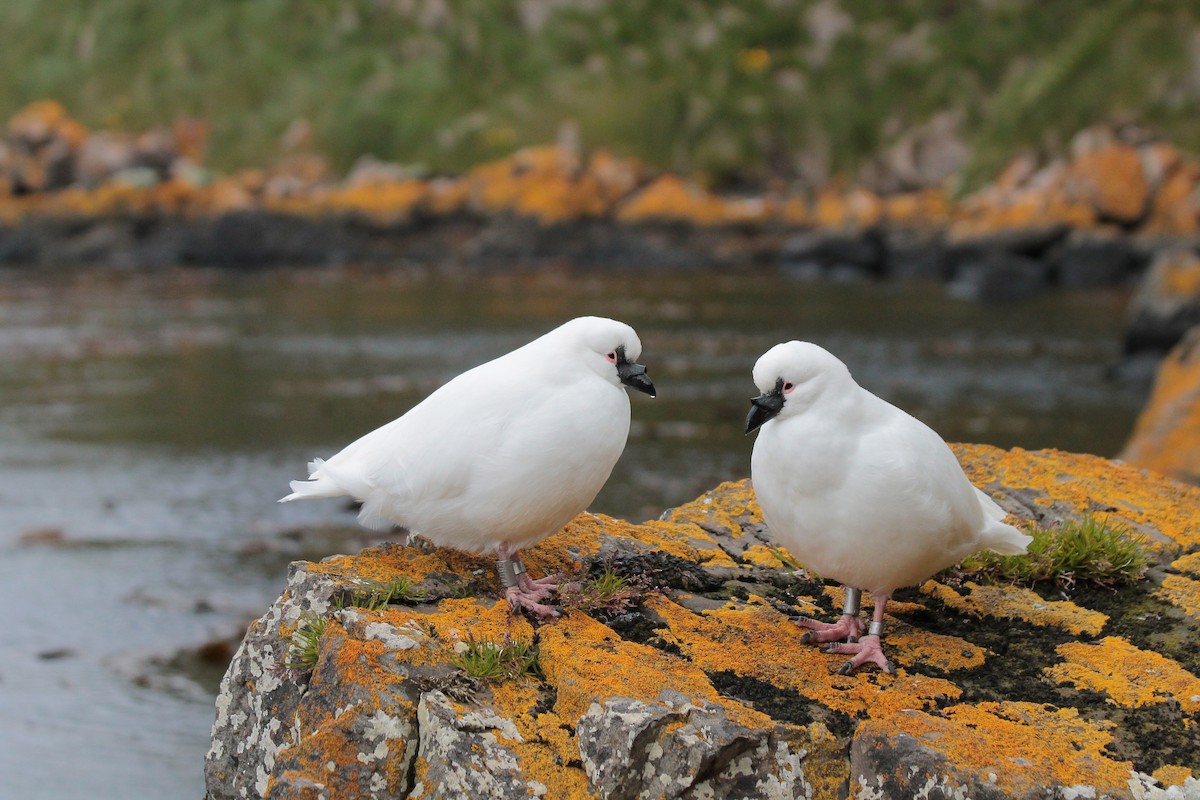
[951,515,1150,589]
[283,611,329,674]
[452,635,540,682]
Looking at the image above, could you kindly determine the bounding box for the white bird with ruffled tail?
[746,341,1029,674]
[281,316,655,618]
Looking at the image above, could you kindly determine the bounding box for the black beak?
[616,348,656,397]
[745,388,784,434]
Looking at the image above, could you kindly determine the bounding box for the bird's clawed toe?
[826,634,892,675]
[792,613,865,644]
[504,586,561,620]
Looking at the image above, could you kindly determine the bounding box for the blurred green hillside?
[2,0,1198,187]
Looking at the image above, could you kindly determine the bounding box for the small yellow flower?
[736,47,770,74]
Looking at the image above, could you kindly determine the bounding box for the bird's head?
[560,316,656,397]
[745,341,850,433]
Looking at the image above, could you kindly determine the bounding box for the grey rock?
[947,251,1049,302]
[577,693,813,800]
[1124,246,1200,354]
[1051,230,1142,289]
[411,691,530,799]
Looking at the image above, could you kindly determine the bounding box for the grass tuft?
[336,577,428,610]
[558,567,645,616]
[949,515,1150,589]
[283,610,329,674]
[451,635,540,682]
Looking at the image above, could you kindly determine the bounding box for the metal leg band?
[511,558,527,577]
[842,587,861,618]
[867,620,885,638]
[497,558,519,589]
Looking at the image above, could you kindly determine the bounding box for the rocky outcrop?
[1125,249,1200,355]
[206,445,1200,800]
[1121,327,1200,484]
[0,103,1193,306]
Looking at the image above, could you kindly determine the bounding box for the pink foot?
[792,613,865,645]
[823,634,895,675]
[504,586,560,620]
[518,572,561,595]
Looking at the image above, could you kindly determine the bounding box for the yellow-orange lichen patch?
[537,611,769,730]
[307,543,493,588]
[1044,636,1200,714]
[268,620,420,797]
[1155,573,1200,619]
[487,682,592,799]
[398,597,535,651]
[650,595,962,719]
[741,544,794,569]
[322,179,429,225]
[921,580,1108,636]
[1153,765,1198,788]
[615,175,730,225]
[859,701,1132,798]
[1120,329,1200,484]
[954,443,1200,551]
[661,479,759,532]
[1172,552,1200,578]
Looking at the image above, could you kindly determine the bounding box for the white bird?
[280,316,655,617]
[746,341,1029,674]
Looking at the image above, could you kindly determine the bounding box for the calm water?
[0,265,1145,799]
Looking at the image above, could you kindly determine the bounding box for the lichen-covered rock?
[1121,327,1200,483]
[1125,247,1200,354]
[206,445,1200,800]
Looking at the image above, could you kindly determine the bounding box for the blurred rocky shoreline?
[4,100,1200,360]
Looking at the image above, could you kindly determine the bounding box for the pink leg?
[823,593,894,675]
[497,543,559,620]
[792,585,864,644]
[793,613,864,644]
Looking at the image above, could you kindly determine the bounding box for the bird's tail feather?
[278,458,351,503]
[982,520,1032,555]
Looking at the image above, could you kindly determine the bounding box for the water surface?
[0,265,1144,798]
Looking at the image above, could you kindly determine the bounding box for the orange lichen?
[650,594,964,719]
[1071,142,1150,223]
[740,544,794,569]
[538,611,770,730]
[1155,573,1200,618]
[1120,329,1200,483]
[615,175,731,225]
[1153,765,1198,788]
[1172,552,1200,578]
[859,701,1133,798]
[488,682,592,799]
[953,443,1200,551]
[921,580,1108,636]
[1044,636,1200,714]
[322,179,429,225]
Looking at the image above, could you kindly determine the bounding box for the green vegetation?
[284,578,427,675]
[338,577,428,610]
[283,610,329,673]
[952,515,1151,589]
[451,636,541,682]
[2,1,1198,185]
[559,568,641,615]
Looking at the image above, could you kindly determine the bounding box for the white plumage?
[281,316,654,615]
[746,341,1029,673]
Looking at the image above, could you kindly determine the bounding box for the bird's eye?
[605,351,617,363]
[783,382,795,393]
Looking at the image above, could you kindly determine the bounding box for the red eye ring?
[605,351,618,363]
[783,382,795,393]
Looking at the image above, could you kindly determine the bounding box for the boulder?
[1124,247,1200,354]
[206,446,1200,800]
[1120,327,1200,483]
